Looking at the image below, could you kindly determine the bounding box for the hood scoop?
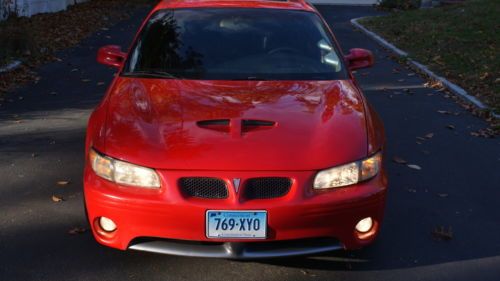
[196,119,231,133]
[197,119,277,137]
[241,119,277,133]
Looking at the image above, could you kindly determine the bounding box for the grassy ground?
[362,0,499,114]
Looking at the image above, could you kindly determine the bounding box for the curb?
[0,60,22,74]
[351,17,499,119]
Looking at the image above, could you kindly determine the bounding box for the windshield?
[123,8,348,80]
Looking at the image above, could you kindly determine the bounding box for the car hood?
[102,78,368,171]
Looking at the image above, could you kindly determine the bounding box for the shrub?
[377,0,422,10]
[0,19,37,64]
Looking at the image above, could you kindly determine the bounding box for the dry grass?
[0,0,155,95]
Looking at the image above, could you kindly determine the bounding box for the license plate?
[206,211,267,239]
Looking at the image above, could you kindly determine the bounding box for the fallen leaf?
[392,156,407,164]
[416,136,426,141]
[437,110,451,114]
[446,125,455,130]
[81,79,91,83]
[432,55,441,62]
[97,82,105,86]
[469,128,496,138]
[68,227,87,235]
[57,180,70,186]
[407,164,422,170]
[437,193,449,198]
[425,133,434,139]
[432,226,453,241]
[407,188,417,193]
[51,195,64,202]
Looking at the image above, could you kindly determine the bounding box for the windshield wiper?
[228,76,271,81]
[122,70,177,79]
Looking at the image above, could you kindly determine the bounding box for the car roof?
[154,0,316,12]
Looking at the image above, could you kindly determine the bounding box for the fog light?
[355,217,373,233]
[99,217,117,232]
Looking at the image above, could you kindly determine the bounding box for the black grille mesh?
[243,178,292,200]
[179,178,228,199]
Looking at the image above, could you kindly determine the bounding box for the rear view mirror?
[97,45,126,68]
[345,48,374,71]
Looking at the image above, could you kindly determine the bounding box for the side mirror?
[97,45,126,68]
[345,48,374,71]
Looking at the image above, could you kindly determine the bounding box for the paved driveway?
[0,5,499,281]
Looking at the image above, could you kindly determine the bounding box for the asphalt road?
[1,5,499,281]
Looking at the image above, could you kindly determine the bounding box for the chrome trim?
[129,238,343,259]
[233,178,241,193]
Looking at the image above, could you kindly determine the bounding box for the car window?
[124,8,348,80]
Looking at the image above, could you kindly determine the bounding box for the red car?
[85,0,387,258]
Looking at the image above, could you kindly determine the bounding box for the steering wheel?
[267,47,301,55]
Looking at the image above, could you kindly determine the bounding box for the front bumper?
[129,238,343,259]
[84,168,387,258]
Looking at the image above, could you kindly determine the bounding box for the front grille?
[243,177,292,200]
[179,178,228,199]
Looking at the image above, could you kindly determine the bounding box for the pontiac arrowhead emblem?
[233,178,241,193]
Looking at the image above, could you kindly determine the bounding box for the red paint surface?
[85,0,387,252]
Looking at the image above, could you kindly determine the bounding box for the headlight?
[313,152,382,189]
[89,149,160,188]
